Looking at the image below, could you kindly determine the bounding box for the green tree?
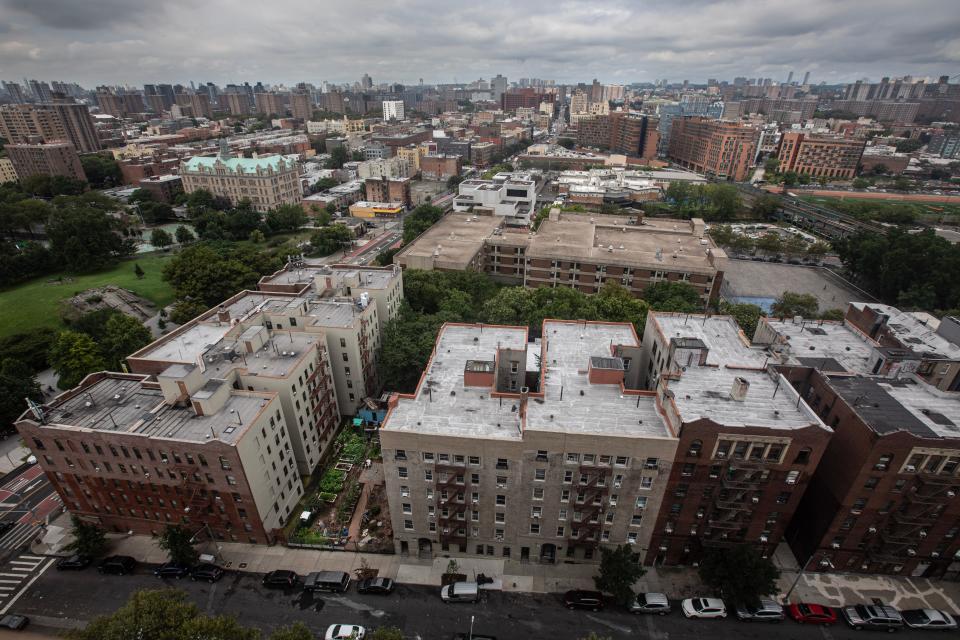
[249,229,266,243]
[819,308,845,321]
[0,328,57,372]
[699,545,780,606]
[593,544,646,607]
[557,137,575,149]
[782,235,808,261]
[852,177,870,189]
[0,358,42,434]
[134,263,145,279]
[771,291,819,318]
[128,188,154,204]
[754,232,783,257]
[265,204,307,234]
[68,589,259,640]
[781,171,799,188]
[150,228,173,249]
[101,314,153,370]
[157,524,199,566]
[79,153,122,189]
[894,138,922,153]
[763,157,779,174]
[893,177,912,192]
[368,628,405,640]
[642,281,703,312]
[446,174,465,190]
[49,330,107,388]
[328,146,349,169]
[719,302,764,338]
[63,515,107,559]
[174,225,195,244]
[162,244,280,308]
[402,204,445,243]
[805,241,831,262]
[169,299,210,325]
[309,224,354,256]
[46,204,135,273]
[269,622,314,640]
[312,177,338,192]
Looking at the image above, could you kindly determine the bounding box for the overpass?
[737,184,888,240]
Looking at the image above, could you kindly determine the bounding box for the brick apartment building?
[290,92,312,121]
[0,101,100,153]
[667,117,757,181]
[137,175,183,203]
[776,132,866,180]
[381,320,677,563]
[365,177,412,208]
[226,93,253,116]
[6,142,86,181]
[576,112,659,160]
[780,366,960,578]
[501,90,554,111]
[420,154,462,180]
[638,312,832,564]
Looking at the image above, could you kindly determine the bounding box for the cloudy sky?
[1,0,959,87]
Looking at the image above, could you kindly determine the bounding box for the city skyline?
[1,0,958,87]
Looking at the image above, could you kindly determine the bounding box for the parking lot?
[11,565,957,639]
[722,260,872,314]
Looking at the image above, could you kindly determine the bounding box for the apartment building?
[845,303,960,392]
[383,101,405,121]
[358,157,414,180]
[254,92,288,117]
[780,366,960,578]
[291,92,312,121]
[364,177,412,208]
[575,112,659,160]
[179,143,301,212]
[396,211,725,305]
[16,371,303,543]
[0,158,17,184]
[226,93,253,116]
[668,117,757,181]
[420,154,462,180]
[7,142,86,181]
[776,132,866,180]
[137,174,183,203]
[453,172,537,225]
[639,312,832,564]
[381,320,677,562]
[0,101,100,153]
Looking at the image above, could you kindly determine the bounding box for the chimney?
[217,305,230,323]
[731,376,750,401]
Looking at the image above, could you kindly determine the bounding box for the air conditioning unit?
[868,526,877,533]
[716,452,727,459]
[948,491,956,498]
[751,497,760,504]
[932,551,940,558]
[760,535,769,543]
[920,530,928,537]
[696,512,704,519]
[851,509,862,515]
[533,514,540,519]
[665,527,674,534]
[907,549,917,556]
[831,543,840,549]
[820,559,832,567]
[690,528,698,535]
[905,465,917,472]
[659,545,667,552]
[861,563,870,570]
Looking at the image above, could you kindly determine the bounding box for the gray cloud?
[0,0,958,86]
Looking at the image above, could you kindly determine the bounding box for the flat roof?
[202,331,320,379]
[41,375,268,445]
[386,324,529,440]
[528,321,671,438]
[259,264,398,290]
[853,303,960,360]
[827,375,960,439]
[653,313,768,368]
[669,367,824,429]
[763,318,878,374]
[307,300,361,329]
[395,213,501,270]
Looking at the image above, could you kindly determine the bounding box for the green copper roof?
[182,154,298,175]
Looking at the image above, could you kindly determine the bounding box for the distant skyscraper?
[802,71,811,86]
[786,71,794,85]
[2,81,27,104]
[361,74,373,90]
[492,74,507,102]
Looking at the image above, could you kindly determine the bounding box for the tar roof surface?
[669,367,823,429]
[528,322,671,438]
[827,375,960,439]
[386,324,529,440]
[42,376,268,445]
[764,319,877,374]
[654,313,769,368]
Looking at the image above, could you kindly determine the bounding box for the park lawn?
[0,253,177,338]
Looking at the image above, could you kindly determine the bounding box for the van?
[303,570,351,593]
[441,581,480,603]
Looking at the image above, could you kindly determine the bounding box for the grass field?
[0,253,177,338]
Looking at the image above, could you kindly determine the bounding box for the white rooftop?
[653,314,768,368]
[762,318,878,374]
[853,302,960,359]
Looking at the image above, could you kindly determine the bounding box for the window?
[496,495,506,506]
[635,496,647,509]
[627,532,638,545]
[402,503,412,514]
[395,449,407,461]
[566,453,580,463]
[496,458,508,470]
[531,506,542,518]
[556,526,565,537]
[794,448,812,465]
[422,452,434,462]
[785,470,800,485]
[616,456,630,467]
[776,491,790,504]
[496,475,507,487]
[536,450,548,462]
[681,463,695,477]
[469,456,480,466]
[643,457,657,469]
[864,477,879,490]
[400,485,410,497]
[532,488,544,500]
[529,523,540,535]
[495,512,505,523]
[424,470,433,481]
[398,467,408,478]
[609,494,619,506]
[535,469,546,481]
[403,520,414,531]
[558,509,567,520]
[640,477,652,489]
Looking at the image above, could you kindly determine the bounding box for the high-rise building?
[575,112,659,160]
[0,102,100,153]
[6,141,86,181]
[28,80,53,103]
[382,100,405,121]
[226,93,253,117]
[776,132,866,180]
[361,74,373,91]
[2,81,27,104]
[492,74,507,102]
[254,92,287,117]
[802,71,811,86]
[290,91,312,121]
[667,117,757,181]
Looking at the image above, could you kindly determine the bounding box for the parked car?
[191,564,225,583]
[787,602,838,625]
[735,599,785,622]
[56,554,91,571]
[440,581,480,603]
[841,604,904,632]
[356,577,394,595]
[153,562,191,579]
[681,598,727,619]
[262,570,298,589]
[304,570,351,593]
[97,556,136,575]
[900,609,957,630]
[630,592,671,615]
[324,624,366,640]
[563,590,604,611]
[0,614,28,630]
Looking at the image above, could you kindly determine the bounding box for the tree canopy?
[0,358,42,434]
[79,153,123,189]
[162,244,282,309]
[49,330,107,388]
[771,291,820,318]
[309,224,353,256]
[45,197,136,273]
[158,525,199,566]
[64,515,107,558]
[641,281,703,312]
[663,182,743,221]
[593,544,646,606]
[402,204,445,244]
[698,545,780,606]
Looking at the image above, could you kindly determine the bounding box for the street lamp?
[784,552,833,603]
[469,615,474,640]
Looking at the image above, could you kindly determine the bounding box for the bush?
[319,469,345,494]
[337,430,367,463]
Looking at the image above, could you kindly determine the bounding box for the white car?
[901,608,957,630]
[325,624,366,640]
[681,597,727,619]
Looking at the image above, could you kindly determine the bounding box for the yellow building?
[348,201,404,218]
[0,157,18,184]
[396,143,431,172]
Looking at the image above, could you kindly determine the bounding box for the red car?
[787,602,838,625]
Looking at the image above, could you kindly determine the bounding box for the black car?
[97,555,137,575]
[191,563,225,583]
[262,570,298,589]
[357,577,395,595]
[153,562,191,579]
[563,590,605,611]
[0,522,15,537]
[56,554,91,571]
[0,614,28,630]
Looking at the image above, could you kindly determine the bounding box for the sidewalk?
[34,514,960,613]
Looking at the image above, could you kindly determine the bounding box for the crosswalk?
[0,522,43,552]
[0,554,54,614]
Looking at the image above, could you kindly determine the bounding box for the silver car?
[630,592,671,615]
[901,609,957,630]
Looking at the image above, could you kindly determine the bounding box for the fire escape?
[568,464,608,549]
[178,468,229,538]
[358,317,378,399]
[436,462,469,550]
[307,348,338,441]
[867,473,953,564]
[701,462,769,548]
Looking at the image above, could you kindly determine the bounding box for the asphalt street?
[10,566,955,640]
[0,463,59,559]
